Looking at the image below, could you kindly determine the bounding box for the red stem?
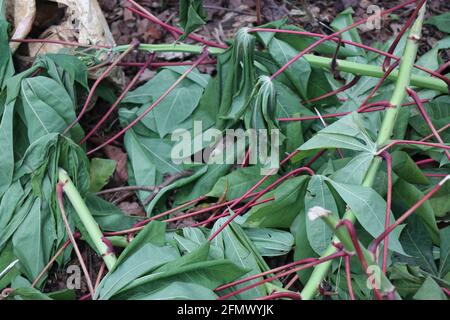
[208,165,314,241]
[344,255,355,300]
[335,220,383,300]
[415,158,436,166]
[369,176,450,254]
[377,140,450,156]
[382,0,426,71]
[87,49,210,155]
[80,54,155,145]
[407,88,450,161]
[190,197,275,227]
[303,75,361,105]
[278,101,393,122]
[284,274,299,290]
[424,173,448,178]
[64,40,139,134]
[126,1,227,49]
[420,123,450,142]
[215,258,318,292]
[217,251,347,300]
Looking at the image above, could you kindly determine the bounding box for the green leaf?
[395,216,438,275]
[210,219,269,299]
[207,166,279,201]
[267,38,311,98]
[332,152,373,185]
[390,263,425,298]
[0,102,14,196]
[131,281,218,300]
[439,226,450,278]
[123,69,207,138]
[175,164,231,204]
[244,227,294,257]
[299,112,377,153]
[95,243,180,300]
[0,20,14,88]
[112,221,168,271]
[7,287,52,300]
[38,54,88,89]
[306,68,340,106]
[115,244,247,299]
[12,198,56,281]
[85,193,138,232]
[305,176,338,255]
[89,158,116,192]
[245,176,309,228]
[330,8,364,56]
[20,77,81,143]
[179,0,207,40]
[392,178,439,244]
[392,151,430,185]
[429,182,450,218]
[291,212,317,281]
[413,276,447,300]
[123,129,157,201]
[426,12,450,33]
[0,241,19,290]
[409,96,450,139]
[327,177,405,254]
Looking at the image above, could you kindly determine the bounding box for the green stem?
[301,3,427,300]
[58,169,117,270]
[110,42,447,93]
[318,213,397,297]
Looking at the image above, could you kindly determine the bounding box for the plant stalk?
[58,169,117,270]
[110,44,447,93]
[301,3,427,300]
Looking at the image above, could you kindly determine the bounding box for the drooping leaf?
[179,0,207,40]
[245,175,309,228]
[391,151,430,185]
